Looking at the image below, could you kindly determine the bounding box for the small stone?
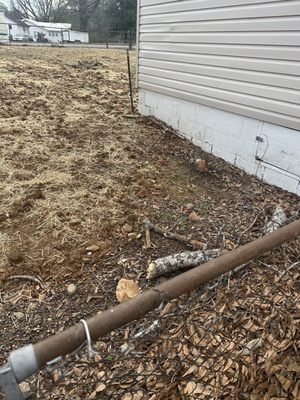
[26,188,45,200]
[188,211,201,222]
[7,246,24,264]
[86,244,100,253]
[122,223,133,233]
[195,159,206,172]
[14,311,25,321]
[184,203,194,212]
[128,232,137,241]
[67,284,77,294]
[19,382,31,392]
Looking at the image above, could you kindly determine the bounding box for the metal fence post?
[126,49,134,113]
[106,31,109,48]
[128,31,132,50]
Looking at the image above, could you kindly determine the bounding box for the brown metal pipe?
[34,219,300,368]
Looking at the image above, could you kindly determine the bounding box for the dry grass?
[0,46,156,276]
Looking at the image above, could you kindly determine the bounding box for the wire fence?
[30,247,299,399]
[89,30,136,49]
[0,22,135,48]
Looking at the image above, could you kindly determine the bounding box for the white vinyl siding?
[137,0,300,131]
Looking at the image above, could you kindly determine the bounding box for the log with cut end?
[264,206,287,234]
[147,249,221,279]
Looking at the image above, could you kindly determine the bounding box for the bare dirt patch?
[0,46,299,399]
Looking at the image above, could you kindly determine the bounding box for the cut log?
[264,206,287,234]
[147,249,221,279]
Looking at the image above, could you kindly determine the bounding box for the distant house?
[22,19,89,43]
[6,15,30,41]
[0,11,6,38]
[0,12,30,40]
[0,13,89,43]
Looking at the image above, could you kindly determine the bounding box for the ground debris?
[0,47,299,400]
[70,60,103,69]
[7,246,24,264]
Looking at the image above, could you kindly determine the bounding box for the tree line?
[2,0,137,37]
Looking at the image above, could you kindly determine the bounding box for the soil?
[0,46,299,399]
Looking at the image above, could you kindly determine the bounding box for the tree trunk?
[79,0,89,31]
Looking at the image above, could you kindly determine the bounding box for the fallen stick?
[147,249,221,279]
[122,114,139,119]
[7,275,43,288]
[144,226,152,249]
[144,219,203,249]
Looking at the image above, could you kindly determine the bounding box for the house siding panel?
[138,0,300,131]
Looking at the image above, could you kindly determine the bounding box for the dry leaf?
[121,394,132,400]
[292,380,300,398]
[96,382,106,392]
[86,244,100,252]
[184,381,204,395]
[183,365,197,377]
[275,373,293,392]
[195,159,206,172]
[184,381,197,395]
[188,211,200,222]
[240,338,263,355]
[116,279,140,303]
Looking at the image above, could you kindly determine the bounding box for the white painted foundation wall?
[139,89,300,195]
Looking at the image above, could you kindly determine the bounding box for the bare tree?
[11,0,101,29]
[10,0,69,21]
[69,0,101,31]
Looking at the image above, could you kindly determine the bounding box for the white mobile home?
[0,14,89,43]
[22,19,89,43]
[137,0,300,195]
[0,12,6,38]
[23,19,71,43]
[6,16,30,40]
[0,12,30,41]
